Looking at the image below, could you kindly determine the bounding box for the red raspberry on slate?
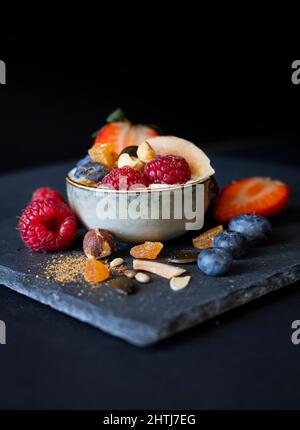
[144,155,191,185]
[19,199,77,251]
[32,187,64,203]
[100,166,149,190]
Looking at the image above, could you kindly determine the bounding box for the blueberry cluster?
[74,156,109,183]
[197,214,272,276]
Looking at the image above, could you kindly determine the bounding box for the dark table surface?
[1,141,300,410]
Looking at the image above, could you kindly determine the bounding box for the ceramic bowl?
[66,170,217,243]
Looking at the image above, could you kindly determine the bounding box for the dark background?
[1,35,299,173]
[1,34,300,411]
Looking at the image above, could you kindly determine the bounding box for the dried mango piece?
[130,241,163,260]
[88,143,118,169]
[192,225,223,249]
[83,258,110,282]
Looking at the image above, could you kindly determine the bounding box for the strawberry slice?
[94,108,158,154]
[214,177,290,223]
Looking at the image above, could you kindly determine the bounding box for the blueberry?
[76,155,92,167]
[228,214,272,245]
[197,248,232,276]
[74,161,109,182]
[213,230,247,258]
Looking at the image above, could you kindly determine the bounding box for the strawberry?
[93,108,158,154]
[214,177,290,223]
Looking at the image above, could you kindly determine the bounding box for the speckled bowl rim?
[66,171,212,194]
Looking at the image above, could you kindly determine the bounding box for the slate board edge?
[0,265,158,347]
[1,263,300,347]
[157,264,300,342]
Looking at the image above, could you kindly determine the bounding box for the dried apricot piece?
[192,225,223,249]
[130,241,163,260]
[88,143,118,169]
[83,258,110,282]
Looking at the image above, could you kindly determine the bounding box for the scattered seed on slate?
[135,272,151,283]
[124,269,136,279]
[108,277,136,295]
[110,258,124,269]
[170,275,191,291]
[167,252,198,264]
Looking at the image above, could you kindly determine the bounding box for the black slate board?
[0,155,299,346]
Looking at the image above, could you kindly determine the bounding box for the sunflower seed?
[135,272,151,283]
[170,276,191,291]
[110,258,125,269]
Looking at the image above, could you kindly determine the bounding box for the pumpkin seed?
[167,252,198,264]
[108,277,136,295]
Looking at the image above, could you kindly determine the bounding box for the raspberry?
[19,199,77,251]
[100,166,149,190]
[32,187,64,203]
[144,155,191,185]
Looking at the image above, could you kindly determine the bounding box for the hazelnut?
[83,228,115,259]
[137,141,156,163]
[117,153,144,171]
